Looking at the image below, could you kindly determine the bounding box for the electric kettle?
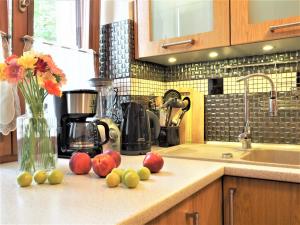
[121,102,160,155]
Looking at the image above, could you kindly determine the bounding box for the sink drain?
[222,153,233,159]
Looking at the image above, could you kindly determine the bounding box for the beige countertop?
[1,157,224,225]
[1,143,300,225]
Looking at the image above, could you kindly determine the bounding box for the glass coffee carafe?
[66,119,109,156]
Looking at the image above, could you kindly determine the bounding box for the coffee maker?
[54,90,109,158]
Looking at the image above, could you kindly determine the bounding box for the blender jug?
[89,78,121,151]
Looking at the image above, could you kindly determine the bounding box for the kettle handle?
[147,110,161,139]
[93,120,110,146]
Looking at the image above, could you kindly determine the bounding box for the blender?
[89,78,121,151]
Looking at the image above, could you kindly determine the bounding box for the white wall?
[101,0,134,25]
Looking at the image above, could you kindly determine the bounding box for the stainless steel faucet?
[236,73,278,150]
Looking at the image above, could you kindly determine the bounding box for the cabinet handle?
[185,212,199,225]
[269,22,300,32]
[229,188,236,225]
[161,39,195,48]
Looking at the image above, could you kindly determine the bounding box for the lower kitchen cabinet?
[223,176,300,225]
[147,178,222,225]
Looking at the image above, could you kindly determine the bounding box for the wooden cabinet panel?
[0,135,12,157]
[146,195,192,225]
[231,0,300,45]
[223,176,300,225]
[192,178,222,225]
[147,179,222,225]
[135,0,230,58]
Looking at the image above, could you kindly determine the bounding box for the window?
[34,0,90,49]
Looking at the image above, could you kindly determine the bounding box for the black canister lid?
[63,89,97,94]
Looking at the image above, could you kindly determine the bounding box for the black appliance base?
[121,149,150,155]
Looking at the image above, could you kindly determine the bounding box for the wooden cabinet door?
[223,176,300,225]
[146,194,192,225]
[135,0,230,58]
[192,178,222,225]
[147,179,222,225]
[231,0,300,45]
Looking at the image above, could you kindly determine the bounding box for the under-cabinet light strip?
[225,60,300,69]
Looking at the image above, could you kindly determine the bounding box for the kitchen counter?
[1,148,300,225]
[1,157,224,225]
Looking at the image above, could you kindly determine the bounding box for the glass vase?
[17,105,57,174]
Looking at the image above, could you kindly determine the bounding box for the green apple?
[48,169,64,185]
[137,167,151,180]
[122,168,136,184]
[17,171,32,187]
[124,171,140,188]
[106,172,120,188]
[33,170,48,184]
[111,168,124,181]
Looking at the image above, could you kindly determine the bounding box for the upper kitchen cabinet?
[135,0,230,58]
[231,0,300,45]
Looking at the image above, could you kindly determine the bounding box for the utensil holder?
[158,126,180,147]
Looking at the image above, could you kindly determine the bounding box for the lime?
[106,172,120,188]
[17,171,32,187]
[124,171,140,188]
[111,168,124,181]
[33,170,48,184]
[137,167,151,181]
[48,169,64,185]
[122,168,136,184]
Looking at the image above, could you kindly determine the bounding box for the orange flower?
[5,55,18,64]
[37,71,56,87]
[4,62,24,84]
[44,80,62,97]
[40,55,63,76]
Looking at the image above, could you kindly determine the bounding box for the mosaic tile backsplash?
[99,19,300,144]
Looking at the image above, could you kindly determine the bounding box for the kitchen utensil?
[163,89,181,103]
[162,97,187,108]
[159,108,167,127]
[162,97,190,126]
[121,102,153,155]
[170,97,191,126]
[163,90,182,127]
[165,106,172,126]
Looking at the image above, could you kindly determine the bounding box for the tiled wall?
[99,19,300,144]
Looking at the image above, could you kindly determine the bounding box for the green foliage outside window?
[34,0,56,42]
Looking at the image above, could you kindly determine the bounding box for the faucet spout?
[236,73,278,150]
[237,73,278,116]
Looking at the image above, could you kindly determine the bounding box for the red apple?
[143,152,164,173]
[69,152,92,175]
[103,150,121,167]
[92,154,116,177]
